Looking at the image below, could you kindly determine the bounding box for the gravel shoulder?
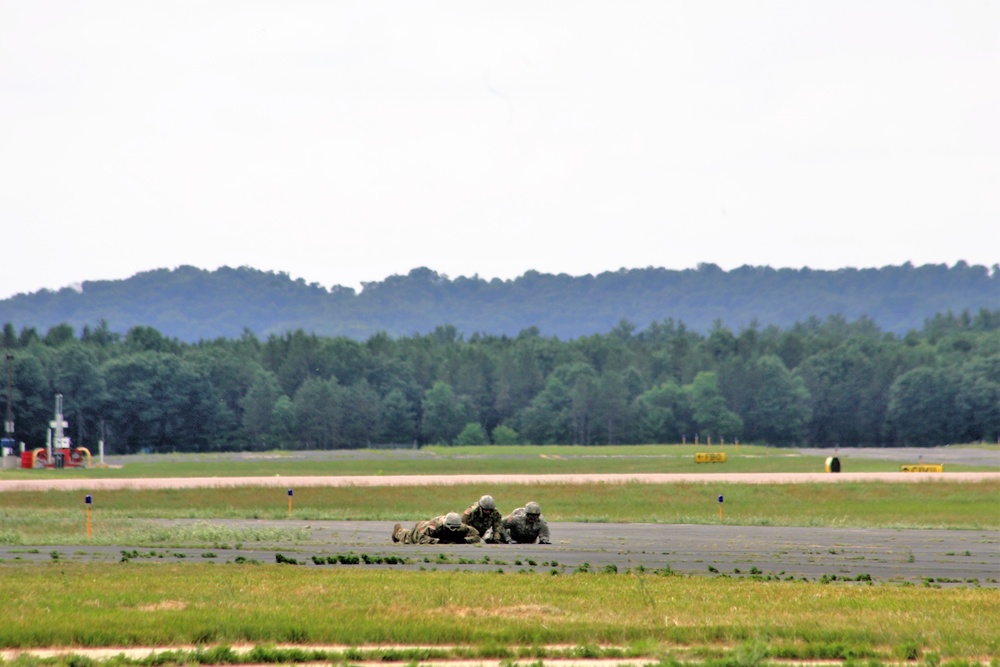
[3,470,998,492]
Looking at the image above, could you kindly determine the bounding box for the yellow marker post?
[85,494,92,538]
[717,495,724,520]
[288,488,293,516]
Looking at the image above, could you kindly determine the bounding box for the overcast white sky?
[1,1,997,300]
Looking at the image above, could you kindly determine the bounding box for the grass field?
[1,564,998,663]
[1,445,998,666]
[3,444,997,479]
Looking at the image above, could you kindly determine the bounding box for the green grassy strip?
[0,481,996,547]
[0,563,996,660]
[4,444,996,479]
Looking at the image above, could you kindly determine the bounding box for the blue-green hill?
[1,262,996,342]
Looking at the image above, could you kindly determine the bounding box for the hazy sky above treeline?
[1,1,996,300]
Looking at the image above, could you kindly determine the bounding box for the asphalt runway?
[3,519,997,587]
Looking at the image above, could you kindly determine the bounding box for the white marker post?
[49,394,68,468]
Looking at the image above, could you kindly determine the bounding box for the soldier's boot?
[391,523,402,543]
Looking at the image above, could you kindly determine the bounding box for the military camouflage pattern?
[502,505,551,544]
[461,501,503,543]
[392,515,482,544]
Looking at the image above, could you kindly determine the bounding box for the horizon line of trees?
[1,307,998,454]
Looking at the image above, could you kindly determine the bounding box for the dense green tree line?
[2,310,998,453]
[1,263,996,342]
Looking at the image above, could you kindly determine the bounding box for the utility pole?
[4,353,12,437]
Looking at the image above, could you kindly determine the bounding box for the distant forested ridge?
[0,262,996,342]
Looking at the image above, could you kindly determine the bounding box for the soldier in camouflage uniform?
[502,501,551,544]
[391,512,482,544]
[461,494,504,543]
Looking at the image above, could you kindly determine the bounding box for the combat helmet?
[478,495,495,510]
[444,512,462,529]
[525,501,541,515]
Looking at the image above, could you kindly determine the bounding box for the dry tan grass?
[137,600,187,612]
[430,604,566,620]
